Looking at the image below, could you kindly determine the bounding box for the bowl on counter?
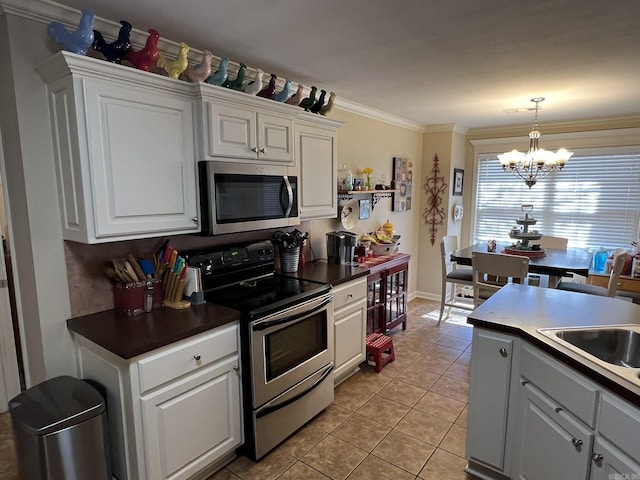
[371,242,399,256]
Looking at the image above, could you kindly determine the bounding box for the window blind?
[474,152,640,249]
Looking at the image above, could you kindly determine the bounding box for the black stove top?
[184,240,330,318]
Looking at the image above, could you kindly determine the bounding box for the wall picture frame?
[453,168,464,196]
[392,156,412,211]
[359,199,371,219]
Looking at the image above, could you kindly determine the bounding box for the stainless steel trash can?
[9,375,110,480]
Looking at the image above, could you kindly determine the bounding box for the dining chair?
[539,236,568,250]
[557,253,625,298]
[438,236,474,325]
[472,252,530,308]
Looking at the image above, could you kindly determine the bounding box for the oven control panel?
[184,240,275,279]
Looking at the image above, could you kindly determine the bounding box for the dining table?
[450,242,594,288]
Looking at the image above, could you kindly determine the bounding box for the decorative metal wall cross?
[423,154,447,246]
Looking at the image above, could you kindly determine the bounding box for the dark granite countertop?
[468,284,640,406]
[67,303,241,360]
[282,253,410,286]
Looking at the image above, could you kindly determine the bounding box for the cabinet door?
[366,272,384,333]
[296,123,338,219]
[257,113,294,164]
[83,80,198,239]
[384,262,408,332]
[334,299,367,382]
[206,102,258,159]
[590,437,640,480]
[140,356,242,480]
[466,329,515,473]
[512,381,592,480]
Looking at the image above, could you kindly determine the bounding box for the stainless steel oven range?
[184,241,334,460]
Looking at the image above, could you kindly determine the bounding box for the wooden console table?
[361,253,411,333]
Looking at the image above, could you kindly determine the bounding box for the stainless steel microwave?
[198,161,300,235]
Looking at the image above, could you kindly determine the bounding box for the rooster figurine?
[185,50,213,83]
[156,42,190,79]
[298,86,317,111]
[257,74,277,98]
[207,57,228,86]
[92,20,131,63]
[222,63,247,90]
[320,92,336,116]
[285,84,304,105]
[125,29,160,72]
[47,8,95,55]
[310,89,327,113]
[243,69,264,95]
[272,79,292,102]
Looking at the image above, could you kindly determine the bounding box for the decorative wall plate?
[453,202,464,223]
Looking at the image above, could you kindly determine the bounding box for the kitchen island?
[465,284,640,480]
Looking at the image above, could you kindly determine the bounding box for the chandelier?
[497,97,573,188]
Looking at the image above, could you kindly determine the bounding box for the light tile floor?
[0,298,477,480]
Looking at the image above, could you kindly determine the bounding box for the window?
[474,150,640,249]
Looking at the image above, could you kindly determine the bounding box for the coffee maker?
[326,231,358,264]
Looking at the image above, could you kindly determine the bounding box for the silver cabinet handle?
[192,217,198,223]
[233,365,239,375]
[572,438,583,449]
[521,380,529,386]
[555,407,563,413]
[194,354,201,361]
[499,347,508,358]
[592,453,603,462]
[347,293,353,298]
[259,148,266,153]
[251,147,258,152]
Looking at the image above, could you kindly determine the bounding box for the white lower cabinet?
[73,323,242,480]
[466,327,640,480]
[332,278,367,384]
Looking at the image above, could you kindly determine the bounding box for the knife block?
[113,279,164,316]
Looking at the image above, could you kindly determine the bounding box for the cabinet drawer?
[520,343,599,427]
[137,323,238,393]
[598,392,640,460]
[332,278,367,311]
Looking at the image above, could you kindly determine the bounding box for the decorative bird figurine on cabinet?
[156,42,190,79]
[257,74,277,98]
[92,20,131,63]
[207,57,228,86]
[243,68,264,95]
[285,84,304,105]
[298,86,317,111]
[222,63,247,90]
[310,89,327,113]
[320,91,336,116]
[185,50,213,83]
[47,8,95,55]
[125,29,160,72]
[272,79,292,102]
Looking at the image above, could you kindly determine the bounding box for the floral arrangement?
[361,167,374,190]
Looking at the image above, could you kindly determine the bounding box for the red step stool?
[365,333,395,373]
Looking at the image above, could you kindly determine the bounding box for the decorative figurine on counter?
[309,89,327,113]
[257,73,277,98]
[320,91,336,116]
[243,68,264,95]
[156,42,189,79]
[206,56,228,86]
[185,50,213,83]
[298,86,317,110]
[47,8,95,55]
[124,28,159,71]
[222,63,247,90]
[272,79,292,102]
[92,20,131,63]
[285,84,304,105]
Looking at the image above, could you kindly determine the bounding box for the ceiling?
[49,0,640,129]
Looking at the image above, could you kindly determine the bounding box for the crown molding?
[423,123,468,135]
[333,98,425,132]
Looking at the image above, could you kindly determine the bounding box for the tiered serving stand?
[503,204,546,258]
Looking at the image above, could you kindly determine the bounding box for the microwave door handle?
[252,295,333,331]
[281,176,293,217]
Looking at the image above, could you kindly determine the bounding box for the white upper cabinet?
[196,85,296,165]
[296,115,342,220]
[37,52,199,243]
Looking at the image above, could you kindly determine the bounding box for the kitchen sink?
[537,324,640,387]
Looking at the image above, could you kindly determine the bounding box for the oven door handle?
[255,363,334,419]
[252,295,333,331]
